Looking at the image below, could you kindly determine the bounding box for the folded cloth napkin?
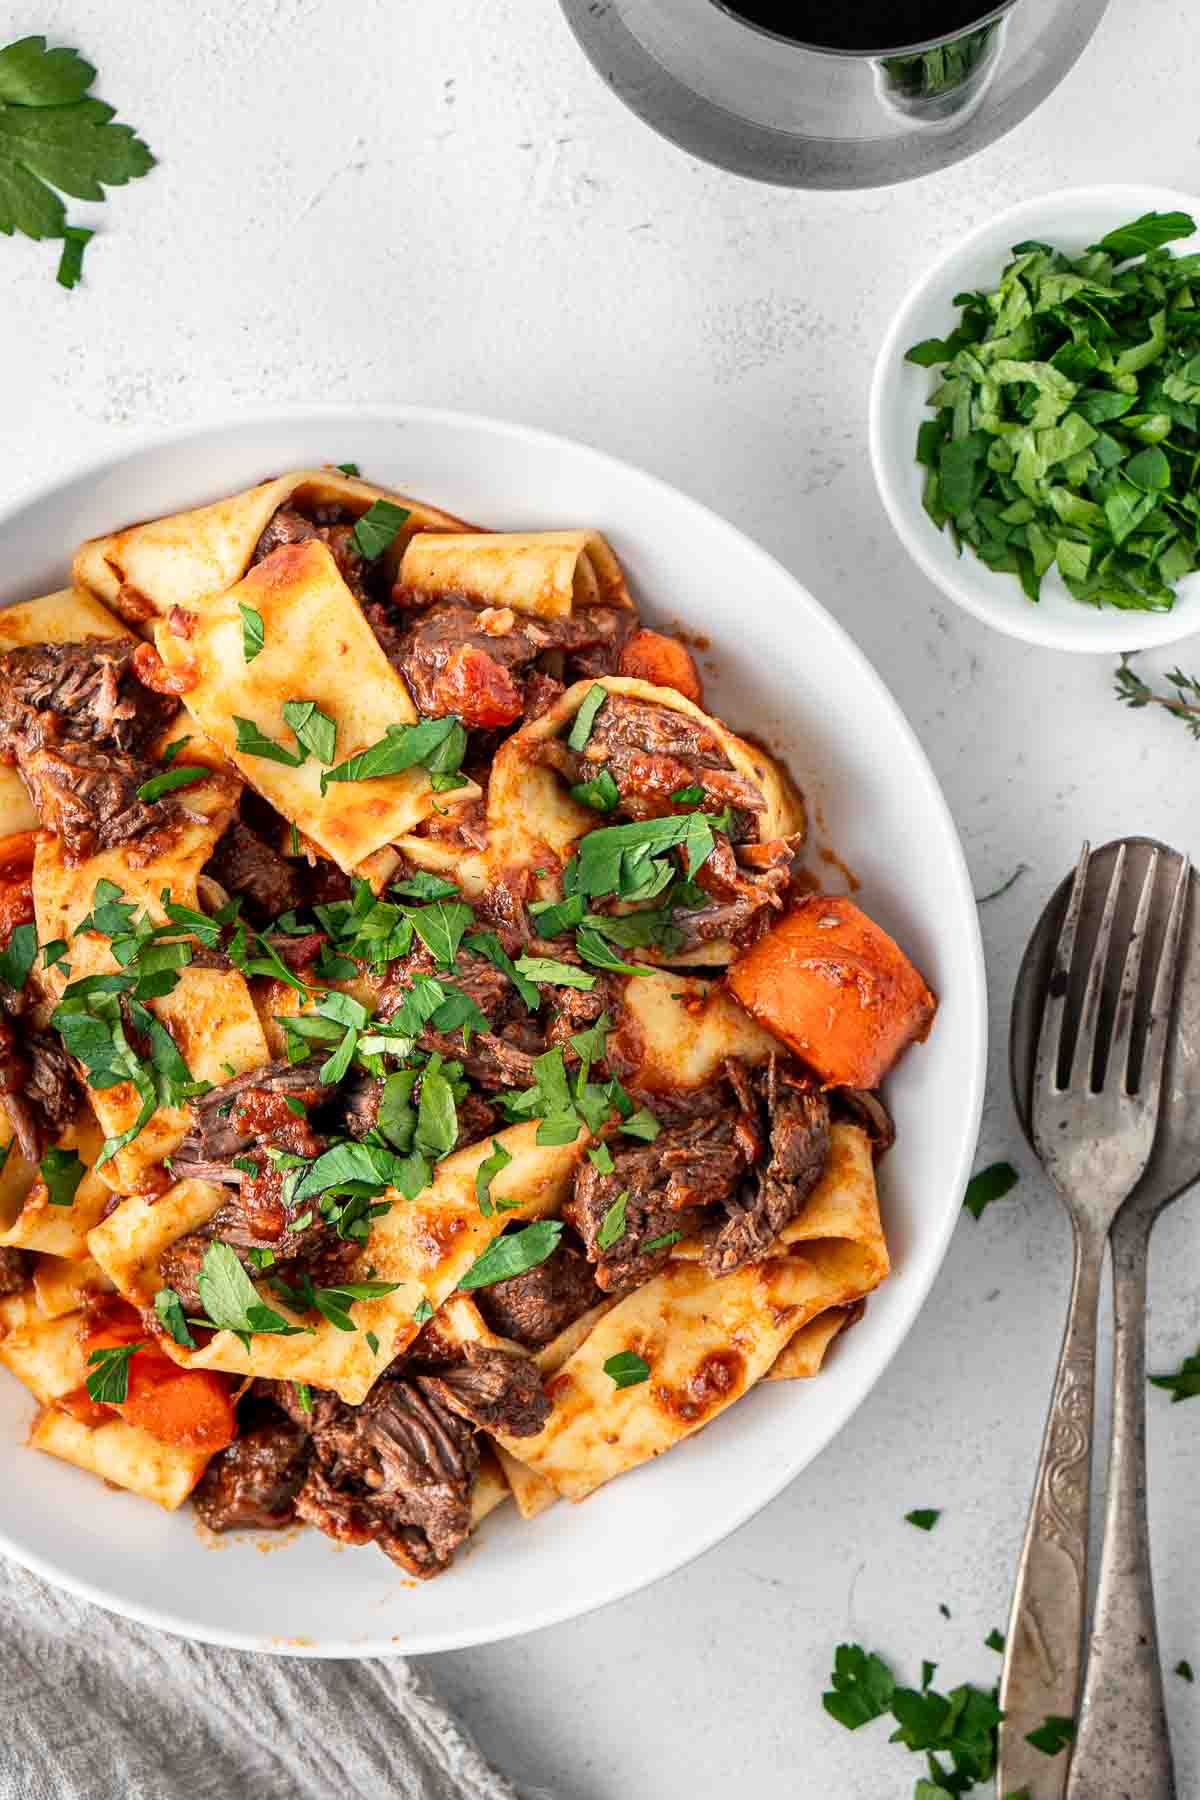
[0,1555,523,1800]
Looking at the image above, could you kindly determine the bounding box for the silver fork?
[997,842,1189,1799]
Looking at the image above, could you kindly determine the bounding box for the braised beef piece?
[207,820,301,922]
[377,935,546,1093]
[474,1240,601,1350]
[542,694,763,834]
[0,1027,81,1163]
[0,1245,29,1297]
[380,594,632,730]
[158,1222,359,1317]
[171,1060,333,1183]
[834,1087,896,1158]
[192,1399,309,1533]
[339,1072,496,1150]
[0,640,175,761]
[705,1058,831,1276]
[250,505,370,606]
[287,1375,479,1577]
[418,1342,550,1438]
[0,641,181,863]
[664,834,794,953]
[544,976,619,1065]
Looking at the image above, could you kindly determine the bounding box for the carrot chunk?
[79,1296,236,1455]
[618,629,704,705]
[727,895,936,1089]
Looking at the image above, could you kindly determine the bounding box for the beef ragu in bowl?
[0,465,935,1582]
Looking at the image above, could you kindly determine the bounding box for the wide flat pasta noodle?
[32,773,270,1190]
[400,529,632,619]
[484,676,804,965]
[0,1109,115,1259]
[765,1301,863,1382]
[88,1122,589,1406]
[0,587,132,835]
[73,469,470,624]
[31,1254,113,1319]
[494,1124,888,1502]
[153,539,482,874]
[614,971,778,1092]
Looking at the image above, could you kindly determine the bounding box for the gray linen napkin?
[0,1555,522,1800]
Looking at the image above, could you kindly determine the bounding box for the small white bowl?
[870,185,1200,654]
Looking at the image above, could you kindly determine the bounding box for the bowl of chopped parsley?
[870,186,1200,651]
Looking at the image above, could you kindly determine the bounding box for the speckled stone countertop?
[3,1,1197,1793]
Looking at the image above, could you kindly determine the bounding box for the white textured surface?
[3,0,1198,1793]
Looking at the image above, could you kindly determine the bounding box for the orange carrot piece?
[618,629,704,705]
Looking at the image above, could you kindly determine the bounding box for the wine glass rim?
[706,0,1017,59]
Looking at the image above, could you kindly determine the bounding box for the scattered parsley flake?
[1149,1345,1200,1403]
[596,1190,628,1250]
[1024,1715,1074,1758]
[567,683,608,751]
[963,1161,1018,1220]
[40,1145,85,1207]
[239,602,265,662]
[85,1340,145,1406]
[351,499,410,560]
[459,1221,563,1291]
[905,1509,941,1532]
[603,1349,649,1389]
[135,765,209,803]
[55,223,92,288]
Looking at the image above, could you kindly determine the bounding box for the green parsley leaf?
[321,715,466,793]
[475,1138,514,1217]
[41,938,68,969]
[596,1190,628,1250]
[309,1279,402,1333]
[414,1067,458,1161]
[822,1644,897,1731]
[0,921,37,992]
[1176,1660,1195,1683]
[233,716,306,767]
[567,683,608,751]
[1024,1715,1074,1758]
[412,1298,434,1326]
[351,499,410,560]
[0,36,155,251]
[641,1230,681,1252]
[985,1629,1006,1653]
[670,784,705,804]
[574,926,655,976]
[588,1142,615,1174]
[135,765,209,803]
[295,1380,313,1413]
[154,1286,196,1348]
[334,462,360,477]
[282,699,336,766]
[239,602,265,662]
[570,769,620,813]
[1094,211,1196,259]
[459,1220,563,1290]
[575,810,730,901]
[392,871,460,901]
[465,931,540,1010]
[621,1108,660,1142]
[513,954,596,991]
[905,1509,941,1532]
[86,1340,145,1405]
[55,223,91,288]
[409,900,473,968]
[1150,1345,1200,1403]
[366,1330,380,1356]
[963,1161,1018,1220]
[197,1242,310,1342]
[528,894,586,937]
[40,1145,85,1207]
[603,1349,649,1389]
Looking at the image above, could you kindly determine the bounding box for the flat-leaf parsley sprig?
[0,35,155,286]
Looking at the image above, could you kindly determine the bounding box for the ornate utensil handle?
[997,1221,1104,1800]
[1064,1210,1176,1799]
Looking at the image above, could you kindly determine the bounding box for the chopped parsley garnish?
[512,954,596,991]
[153,1286,196,1348]
[963,1161,1018,1220]
[475,1138,514,1217]
[320,714,467,794]
[351,499,410,560]
[1024,1715,1074,1758]
[40,1145,85,1207]
[588,1142,615,1174]
[823,1644,895,1730]
[85,1340,145,1406]
[0,35,154,278]
[596,1190,628,1250]
[366,1330,380,1356]
[282,699,336,766]
[239,602,265,662]
[620,1108,660,1142]
[161,736,192,766]
[412,1298,433,1326]
[1176,1660,1195,1683]
[41,938,68,969]
[135,764,209,803]
[1149,1344,1200,1402]
[570,769,620,813]
[603,1349,650,1389]
[233,716,307,768]
[269,1276,401,1334]
[409,898,473,968]
[392,871,461,901]
[295,1381,313,1413]
[574,927,655,977]
[905,1508,941,1532]
[567,683,608,751]
[641,1230,681,1252]
[458,1220,563,1290]
[985,1629,1005,1653]
[465,930,539,1010]
[335,462,360,477]
[823,1643,1003,1792]
[573,808,732,901]
[196,1242,312,1348]
[528,894,586,937]
[670,784,704,804]
[0,921,37,992]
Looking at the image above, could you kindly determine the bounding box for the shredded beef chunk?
[705,1058,831,1277]
[0,640,175,761]
[192,1404,309,1532]
[377,935,546,1092]
[418,1342,550,1438]
[291,1376,479,1577]
[171,1060,332,1182]
[474,1241,600,1350]
[382,594,633,729]
[0,1027,82,1162]
[667,834,794,952]
[251,504,370,605]
[0,1246,29,1297]
[20,744,175,863]
[207,820,301,922]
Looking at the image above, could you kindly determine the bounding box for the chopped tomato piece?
[619,629,704,705]
[0,869,34,943]
[79,1295,236,1455]
[728,895,936,1089]
[132,640,198,696]
[438,643,524,728]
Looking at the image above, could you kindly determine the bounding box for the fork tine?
[1069,842,1127,1092]
[1034,842,1090,1097]
[1109,847,1160,1093]
[1136,854,1190,1100]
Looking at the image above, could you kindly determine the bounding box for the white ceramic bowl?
[871,185,1200,654]
[0,407,986,1654]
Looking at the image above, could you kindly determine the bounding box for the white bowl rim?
[870,183,1200,655]
[0,402,988,1654]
